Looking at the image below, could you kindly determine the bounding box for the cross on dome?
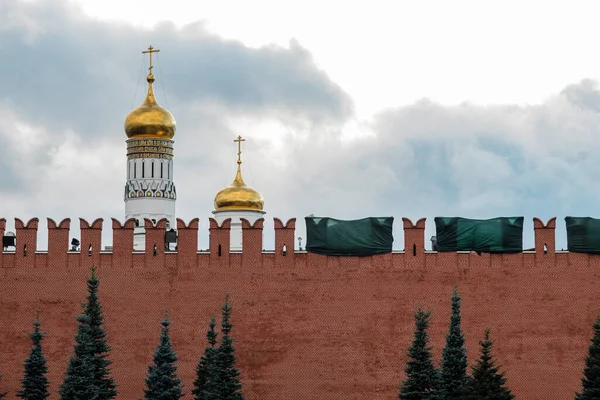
[234,135,246,165]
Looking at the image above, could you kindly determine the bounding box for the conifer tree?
[399,308,441,400]
[468,329,514,400]
[59,267,116,400]
[575,316,600,399]
[0,371,7,399]
[213,295,244,400]
[84,267,117,399]
[440,286,469,399]
[59,314,99,400]
[18,312,50,400]
[143,314,184,400]
[192,316,218,400]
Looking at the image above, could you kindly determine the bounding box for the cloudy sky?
[2,0,600,250]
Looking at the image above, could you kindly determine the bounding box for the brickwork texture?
[0,216,597,399]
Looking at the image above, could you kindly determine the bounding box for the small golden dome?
[214,167,264,211]
[124,73,176,139]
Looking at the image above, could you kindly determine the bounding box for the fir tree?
[143,314,184,400]
[17,312,50,400]
[213,295,244,400]
[59,267,116,400]
[440,286,469,399]
[468,329,514,400]
[399,308,441,400]
[0,371,7,399]
[192,316,218,400]
[59,314,99,400]
[84,267,117,399]
[575,316,600,399]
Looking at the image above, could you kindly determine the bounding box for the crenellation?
[47,217,71,269]
[0,218,5,269]
[80,218,103,268]
[241,217,264,268]
[274,217,296,268]
[176,218,199,270]
[15,218,39,268]
[111,218,135,268]
[534,217,557,267]
[402,217,426,269]
[1,215,600,272]
[144,217,167,268]
[209,217,231,267]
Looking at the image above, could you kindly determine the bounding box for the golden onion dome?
[124,72,176,140]
[214,167,264,211]
[214,135,264,211]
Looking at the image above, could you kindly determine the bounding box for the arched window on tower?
[167,163,170,180]
[151,161,154,178]
[134,163,137,178]
[161,162,164,179]
[142,162,145,178]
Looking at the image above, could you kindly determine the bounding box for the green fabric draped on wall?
[305,217,394,256]
[434,217,524,254]
[565,216,600,254]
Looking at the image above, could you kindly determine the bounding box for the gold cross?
[142,45,160,74]
[234,135,246,165]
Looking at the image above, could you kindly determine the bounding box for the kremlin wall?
[2,47,599,399]
[0,216,599,399]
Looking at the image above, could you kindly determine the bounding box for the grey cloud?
[561,79,600,112]
[0,0,353,141]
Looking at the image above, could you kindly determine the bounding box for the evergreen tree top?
[440,286,468,400]
[143,314,184,400]
[399,307,440,400]
[575,316,600,400]
[469,328,514,400]
[31,311,44,343]
[207,316,217,348]
[221,295,233,336]
[18,313,50,400]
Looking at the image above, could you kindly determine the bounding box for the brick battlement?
[0,216,591,270]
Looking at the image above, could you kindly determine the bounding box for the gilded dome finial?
[124,45,176,140]
[213,136,264,211]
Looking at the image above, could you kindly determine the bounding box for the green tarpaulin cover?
[434,217,524,253]
[565,217,600,254]
[305,217,394,256]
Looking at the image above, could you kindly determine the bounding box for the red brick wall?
[0,216,599,400]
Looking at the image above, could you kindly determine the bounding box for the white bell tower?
[123,46,177,250]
